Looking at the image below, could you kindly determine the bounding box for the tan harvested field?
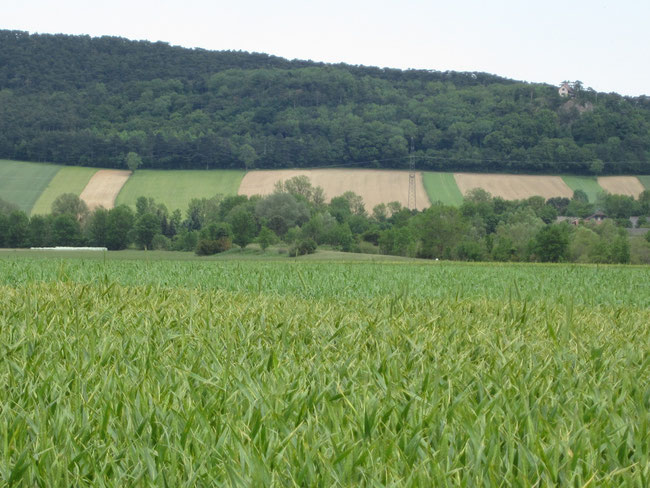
[597,176,645,198]
[454,173,573,200]
[79,170,132,210]
[239,169,430,211]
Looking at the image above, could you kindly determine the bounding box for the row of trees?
[1,30,649,173]
[2,177,650,263]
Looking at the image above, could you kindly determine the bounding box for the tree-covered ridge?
[1,30,649,173]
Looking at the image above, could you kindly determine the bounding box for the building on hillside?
[558,82,574,98]
[585,211,607,223]
[556,216,580,226]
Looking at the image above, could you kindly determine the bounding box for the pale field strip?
[597,176,645,198]
[79,170,132,210]
[454,173,573,200]
[238,169,431,211]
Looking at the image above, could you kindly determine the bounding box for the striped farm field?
[116,169,245,212]
[0,257,648,485]
[422,172,464,206]
[239,169,430,211]
[31,166,98,215]
[455,173,573,200]
[597,176,646,198]
[80,169,132,210]
[561,175,603,202]
[0,159,61,213]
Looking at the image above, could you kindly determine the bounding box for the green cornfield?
[1,257,649,486]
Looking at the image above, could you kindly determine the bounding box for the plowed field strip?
[238,169,430,211]
[598,176,645,198]
[80,170,131,210]
[454,173,573,200]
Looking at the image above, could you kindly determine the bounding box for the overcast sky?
[4,0,649,96]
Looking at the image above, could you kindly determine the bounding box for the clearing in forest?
[238,169,430,211]
[0,160,61,214]
[561,176,604,202]
[422,172,464,206]
[454,173,573,200]
[80,170,132,210]
[31,166,98,215]
[597,176,645,198]
[116,170,245,213]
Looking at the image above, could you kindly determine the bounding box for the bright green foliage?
[134,212,161,250]
[125,151,142,172]
[0,258,648,485]
[105,205,135,250]
[531,223,571,262]
[561,175,604,203]
[51,193,90,221]
[31,166,97,216]
[0,159,61,214]
[422,172,464,206]
[227,205,257,249]
[257,226,276,251]
[116,170,244,213]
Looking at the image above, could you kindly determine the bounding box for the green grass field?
[0,159,61,213]
[30,166,98,215]
[116,169,245,212]
[637,175,650,190]
[422,172,464,206]
[561,175,604,202]
[0,256,648,485]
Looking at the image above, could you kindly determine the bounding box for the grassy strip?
[422,172,464,206]
[30,166,98,215]
[0,159,61,213]
[0,257,648,307]
[0,278,648,486]
[561,175,603,202]
[116,169,245,213]
[636,175,650,191]
[0,247,418,263]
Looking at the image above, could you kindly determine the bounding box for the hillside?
[1,30,649,174]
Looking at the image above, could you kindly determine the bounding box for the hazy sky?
[4,0,649,96]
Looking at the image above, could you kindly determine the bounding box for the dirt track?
[238,169,430,211]
[454,173,573,200]
[597,176,645,198]
[79,170,131,210]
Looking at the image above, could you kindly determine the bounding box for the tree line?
[2,176,650,263]
[1,30,649,174]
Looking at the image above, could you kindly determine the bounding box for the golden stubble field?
[454,173,574,200]
[79,170,132,210]
[238,169,430,211]
[597,176,646,198]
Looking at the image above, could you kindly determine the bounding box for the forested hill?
[1,30,649,174]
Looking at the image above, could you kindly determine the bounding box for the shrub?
[151,234,171,250]
[356,241,380,255]
[615,218,632,228]
[195,237,232,256]
[172,230,199,252]
[289,238,317,257]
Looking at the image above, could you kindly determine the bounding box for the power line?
[408,138,416,210]
[250,151,650,172]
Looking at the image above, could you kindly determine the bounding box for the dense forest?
[1,30,649,173]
